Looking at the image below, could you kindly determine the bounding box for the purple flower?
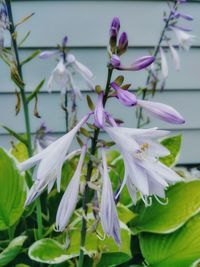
[110,83,185,124]
[117,32,128,56]
[111,82,137,106]
[110,55,155,71]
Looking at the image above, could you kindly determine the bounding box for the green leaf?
[21,50,40,66]
[28,239,76,264]
[0,236,27,266]
[67,226,132,256]
[117,203,136,224]
[140,213,200,267]
[27,79,45,103]
[96,252,131,267]
[160,135,182,167]
[130,181,200,234]
[10,142,28,162]
[0,148,26,230]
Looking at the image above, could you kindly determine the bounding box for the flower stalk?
[5,0,43,239]
[137,1,178,128]
[77,67,113,267]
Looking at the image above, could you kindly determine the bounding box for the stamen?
[141,194,152,207]
[154,195,169,205]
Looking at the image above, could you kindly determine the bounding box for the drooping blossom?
[172,28,195,50]
[18,114,90,205]
[56,144,87,231]
[104,126,182,205]
[99,148,121,245]
[39,37,94,96]
[169,44,180,71]
[160,47,168,79]
[110,54,155,71]
[110,82,185,124]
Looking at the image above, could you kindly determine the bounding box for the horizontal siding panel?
[0,48,200,92]
[0,91,199,134]
[3,1,199,47]
[0,129,199,164]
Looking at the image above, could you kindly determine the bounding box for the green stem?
[77,68,113,267]
[5,0,43,238]
[137,1,178,128]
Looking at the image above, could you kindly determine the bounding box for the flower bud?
[117,32,128,56]
[109,17,120,51]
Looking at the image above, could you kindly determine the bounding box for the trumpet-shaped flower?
[100,149,121,245]
[18,114,90,205]
[110,55,155,71]
[104,126,182,204]
[56,144,87,231]
[94,92,105,128]
[173,28,195,50]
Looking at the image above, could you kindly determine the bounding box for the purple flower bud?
[112,55,155,71]
[110,17,120,38]
[171,11,193,21]
[111,82,137,106]
[137,100,185,124]
[130,56,155,71]
[62,36,68,47]
[110,54,121,68]
[117,32,128,56]
[94,92,105,128]
[109,17,120,51]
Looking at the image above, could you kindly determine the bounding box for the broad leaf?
[0,148,26,230]
[96,252,131,267]
[28,238,77,264]
[0,236,27,266]
[160,135,182,167]
[140,213,200,267]
[11,142,28,162]
[130,181,200,234]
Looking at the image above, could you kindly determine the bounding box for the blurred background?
[0,0,199,165]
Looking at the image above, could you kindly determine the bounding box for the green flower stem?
[78,68,113,267]
[137,1,178,128]
[5,0,43,239]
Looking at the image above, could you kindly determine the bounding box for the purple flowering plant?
[0,0,199,266]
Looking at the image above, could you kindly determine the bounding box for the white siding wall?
[0,0,200,164]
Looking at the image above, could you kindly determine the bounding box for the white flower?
[173,28,195,50]
[18,115,89,205]
[47,54,94,96]
[100,149,121,245]
[56,144,87,231]
[169,44,181,71]
[160,47,168,79]
[47,59,69,93]
[104,126,182,205]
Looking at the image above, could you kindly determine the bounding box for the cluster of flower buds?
[109,17,128,56]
